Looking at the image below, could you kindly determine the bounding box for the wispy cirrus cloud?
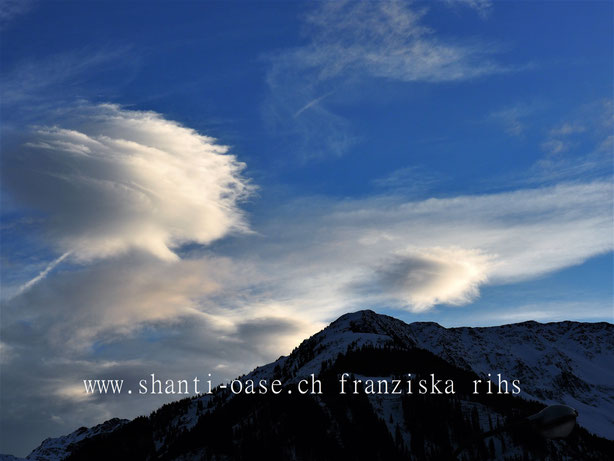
[0,48,136,110]
[548,122,586,137]
[443,0,493,18]
[300,0,506,83]
[533,99,613,182]
[489,103,540,137]
[371,165,443,197]
[541,122,586,155]
[265,0,511,159]
[0,0,35,30]
[487,98,612,186]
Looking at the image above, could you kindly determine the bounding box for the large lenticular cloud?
[3,103,252,261]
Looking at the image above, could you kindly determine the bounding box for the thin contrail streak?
[293,91,335,118]
[16,251,72,295]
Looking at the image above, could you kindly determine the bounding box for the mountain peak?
[326,309,414,341]
[329,309,380,328]
[328,309,443,337]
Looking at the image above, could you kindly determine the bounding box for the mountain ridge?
[4,310,613,460]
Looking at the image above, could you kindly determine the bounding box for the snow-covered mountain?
[286,310,613,439]
[0,418,126,461]
[244,310,614,437]
[3,310,613,460]
[404,317,614,440]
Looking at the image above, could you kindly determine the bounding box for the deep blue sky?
[1,0,612,456]
[4,1,612,194]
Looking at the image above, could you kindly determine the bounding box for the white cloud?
[3,255,220,348]
[2,252,322,355]
[2,104,252,262]
[374,247,492,311]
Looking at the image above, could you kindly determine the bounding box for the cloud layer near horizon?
[2,104,251,262]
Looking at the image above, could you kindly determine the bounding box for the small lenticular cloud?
[376,247,493,311]
[2,103,252,262]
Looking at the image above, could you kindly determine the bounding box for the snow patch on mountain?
[25,418,127,461]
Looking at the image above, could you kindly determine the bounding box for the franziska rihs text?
[83,373,521,397]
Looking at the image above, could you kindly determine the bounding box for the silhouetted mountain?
[7,310,614,460]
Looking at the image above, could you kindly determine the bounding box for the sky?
[0,0,612,456]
